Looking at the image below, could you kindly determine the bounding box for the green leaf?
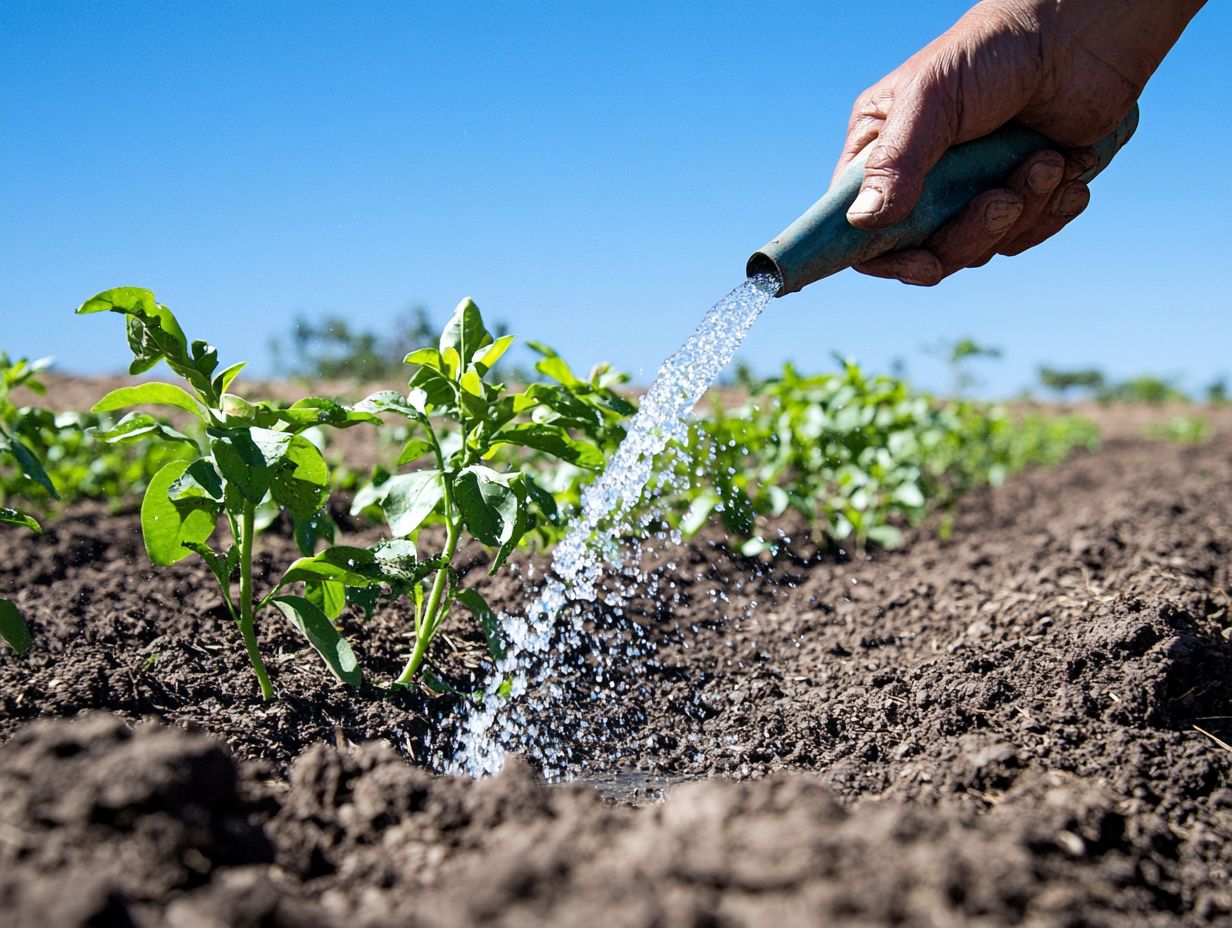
[490,496,530,572]
[373,538,438,584]
[407,365,456,410]
[404,347,444,369]
[210,429,271,505]
[396,438,434,467]
[680,491,719,536]
[292,510,335,557]
[472,334,514,373]
[459,368,485,397]
[380,470,445,537]
[212,361,247,396]
[220,393,259,422]
[280,545,384,589]
[354,389,430,422]
[454,466,520,547]
[169,459,225,511]
[278,397,384,430]
[439,297,493,367]
[0,599,32,654]
[456,588,504,661]
[866,524,904,548]
[491,424,605,469]
[441,346,462,380]
[0,508,40,533]
[95,411,196,445]
[270,435,330,517]
[0,429,58,499]
[92,383,206,421]
[76,288,224,401]
[75,286,161,317]
[270,595,361,689]
[524,476,558,521]
[305,579,347,622]
[892,483,925,509]
[534,355,578,386]
[141,459,217,565]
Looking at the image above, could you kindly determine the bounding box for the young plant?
[355,297,631,687]
[76,287,412,699]
[0,505,41,655]
[0,367,58,652]
[0,354,56,509]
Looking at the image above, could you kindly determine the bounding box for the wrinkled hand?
[835,0,1204,285]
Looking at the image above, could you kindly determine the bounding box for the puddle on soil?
[567,768,689,805]
[441,273,781,779]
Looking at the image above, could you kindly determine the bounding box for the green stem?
[393,514,460,687]
[237,503,275,700]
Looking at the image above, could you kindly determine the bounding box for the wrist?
[1015,0,1206,91]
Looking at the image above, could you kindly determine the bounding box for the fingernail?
[848,185,884,219]
[983,198,1022,235]
[1027,160,1064,195]
[1054,182,1088,217]
[896,258,936,286]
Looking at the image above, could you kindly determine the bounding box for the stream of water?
[445,272,780,778]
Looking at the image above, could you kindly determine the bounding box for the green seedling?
[354,297,631,687]
[1,352,190,516]
[0,496,44,653]
[0,365,57,652]
[76,287,419,699]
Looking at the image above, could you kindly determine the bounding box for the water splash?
[446,273,780,778]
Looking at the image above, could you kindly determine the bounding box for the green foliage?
[1205,378,1228,406]
[354,297,631,686]
[0,358,51,653]
[1098,375,1188,406]
[927,338,1002,396]
[77,286,417,698]
[1144,416,1210,445]
[1038,366,1105,399]
[76,287,631,695]
[668,359,1099,553]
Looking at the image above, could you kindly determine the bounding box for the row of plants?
[668,360,1100,554]
[2,288,1102,704]
[0,353,192,518]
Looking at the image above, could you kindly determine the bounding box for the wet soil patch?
[2,433,1230,925]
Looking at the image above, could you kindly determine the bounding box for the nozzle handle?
[748,105,1139,296]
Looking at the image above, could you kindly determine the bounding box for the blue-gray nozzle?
[749,105,1139,297]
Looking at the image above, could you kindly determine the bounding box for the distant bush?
[1098,375,1188,406]
[1038,366,1105,400]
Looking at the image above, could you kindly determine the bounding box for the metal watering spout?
[749,105,1140,297]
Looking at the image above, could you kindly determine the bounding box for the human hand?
[835,0,1205,285]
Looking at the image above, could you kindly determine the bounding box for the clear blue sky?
[2,1,1228,397]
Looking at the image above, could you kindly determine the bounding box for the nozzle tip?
[746,252,785,297]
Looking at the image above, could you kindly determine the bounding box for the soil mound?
[3,714,1225,927]
[1,432,1230,924]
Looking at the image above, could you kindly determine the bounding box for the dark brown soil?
[2,428,1230,926]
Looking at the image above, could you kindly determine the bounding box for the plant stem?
[392,514,459,687]
[237,503,275,700]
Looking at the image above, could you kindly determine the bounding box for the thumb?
[847,88,957,229]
